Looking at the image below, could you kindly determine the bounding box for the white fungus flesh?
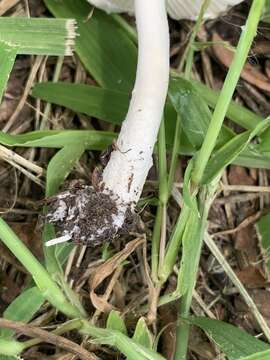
[101,0,170,232]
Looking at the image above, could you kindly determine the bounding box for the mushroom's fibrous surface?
[87,0,244,20]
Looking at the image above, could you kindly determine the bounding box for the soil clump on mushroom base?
[46,183,123,246]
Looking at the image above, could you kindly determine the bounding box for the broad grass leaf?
[240,348,270,359]
[107,311,127,335]
[182,76,263,131]
[178,208,201,297]
[0,42,17,103]
[188,317,269,360]
[32,82,129,125]
[44,0,137,92]
[168,76,234,149]
[0,287,44,338]
[0,18,76,56]
[46,143,85,197]
[0,130,115,150]
[132,318,153,350]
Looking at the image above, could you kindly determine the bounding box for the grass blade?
[44,0,137,92]
[0,42,17,103]
[32,82,129,124]
[0,287,44,338]
[169,77,234,148]
[0,130,115,150]
[201,118,270,184]
[0,18,76,56]
[188,317,269,360]
[106,311,127,335]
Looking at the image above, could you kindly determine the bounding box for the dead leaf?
[89,237,144,313]
[228,166,255,186]
[235,265,267,288]
[212,33,270,93]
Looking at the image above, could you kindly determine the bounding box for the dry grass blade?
[204,233,270,342]
[89,237,144,312]
[0,0,20,15]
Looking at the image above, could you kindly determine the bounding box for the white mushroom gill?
[88,0,244,20]
[101,0,170,229]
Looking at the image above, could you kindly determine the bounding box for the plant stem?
[192,0,266,186]
[152,118,168,281]
[0,218,86,319]
[174,189,210,360]
[167,115,181,194]
[158,205,190,283]
[178,0,210,76]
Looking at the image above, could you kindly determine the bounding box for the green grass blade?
[240,349,270,360]
[0,129,115,149]
[192,0,266,185]
[46,144,85,197]
[0,287,44,338]
[132,318,153,350]
[0,42,17,103]
[0,18,76,56]
[201,118,270,184]
[106,311,127,335]
[44,0,137,92]
[0,340,24,356]
[0,218,83,319]
[187,77,262,130]
[255,213,270,277]
[169,77,234,149]
[188,317,269,360]
[32,82,129,124]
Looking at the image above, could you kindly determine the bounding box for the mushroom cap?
[87,0,244,20]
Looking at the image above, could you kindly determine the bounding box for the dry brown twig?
[0,318,99,360]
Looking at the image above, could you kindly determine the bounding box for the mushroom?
[46,0,245,247]
[88,0,244,20]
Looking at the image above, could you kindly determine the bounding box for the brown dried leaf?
[212,33,270,93]
[228,166,255,186]
[235,265,267,288]
[89,237,144,312]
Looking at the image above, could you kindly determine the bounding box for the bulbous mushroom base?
[45,183,139,247]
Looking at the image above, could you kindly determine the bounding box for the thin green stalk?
[158,205,190,283]
[168,115,181,194]
[178,0,210,74]
[192,0,266,186]
[151,118,168,281]
[0,218,86,319]
[158,118,169,206]
[174,190,210,360]
[151,204,162,283]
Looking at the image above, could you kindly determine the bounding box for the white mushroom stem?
[102,0,169,225]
